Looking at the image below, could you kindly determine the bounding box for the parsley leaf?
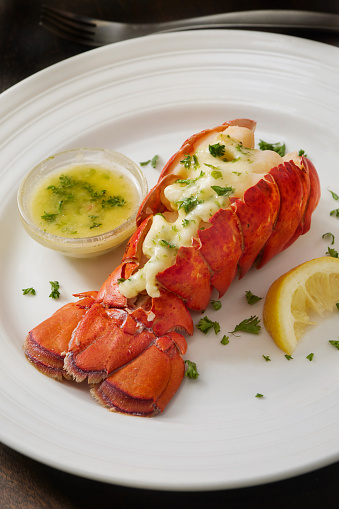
[255,393,264,398]
[322,232,335,245]
[328,189,339,200]
[176,195,201,213]
[258,140,286,156]
[211,170,223,179]
[285,354,293,360]
[211,185,234,197]
[41,212,58,222]
[329,340,339,350]
[22,287,36,295]
[245,290,262,305]
[139,155,159,168]
[175,171,205,186]
[221,335,229,345]
[184,360,199,379]
[159,239,176,249]
[306,352,314,361]
[209,143,226,158]
[151,155,159,168]
[229,315,261,335]
[327,246,338,258]
[180,154,192,169]
[197,316,220,335]
[330,208,339,218]
[210,300,222,311]
[262,355,271,362]
[49,281,60,299]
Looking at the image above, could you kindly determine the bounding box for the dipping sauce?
[30,164,138,238]
[17,148,148,257]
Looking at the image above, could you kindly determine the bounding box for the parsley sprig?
[49,281,60,299]
[184,360,199,379]
[258,140,286,157]
[229,315,261,335]
[197,316,220,335]
[245,290,262,305]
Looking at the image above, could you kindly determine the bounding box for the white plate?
[0,30,338,491]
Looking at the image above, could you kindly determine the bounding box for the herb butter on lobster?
[24,119,320,416]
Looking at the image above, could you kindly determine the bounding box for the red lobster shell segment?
[24,119,320,416]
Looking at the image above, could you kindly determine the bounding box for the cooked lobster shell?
[24,119,320,416]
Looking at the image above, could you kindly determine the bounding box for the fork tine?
[41,5,96,29]
[40,5,97,45]
[40,19,96,46]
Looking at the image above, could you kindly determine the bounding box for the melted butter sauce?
[31,164,138,238]
[119,126,283,299]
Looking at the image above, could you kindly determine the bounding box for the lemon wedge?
[263,257,339,354]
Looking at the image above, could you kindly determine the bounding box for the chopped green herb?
[41,212,58,222]
[255,393,264,398]
[151,155,159,168]
[298,149,307,157]
[210,300,222,311]
[285,354,293,360]
[326,246,338,258]
[192,154,199,169]
[328,189,339,200]
[322,232,335,245]
[235,142,251,156]
[258,140,286,157]
[22,287,36,295]
[211,185,234,197]
[330,208,339,218]
[176,195,201,214]
[221,335,229,345]
[329,340,339,349]
[197,316,220,335]
[180,154,192,169]
[102,196,126,208]
[262,355,271,362]
[245,290,262,305]
[204,163,221,172]
[159,239,176,249]
[139,155,159,168]
[182,218,191,227]
[211,170,223,179]
[89,217,103,229]
[230,315,261,335]
[336,303,339,310]
[184,360,199,379]
[209,143,226,158]
[306,352,314,361]
[175,171,205,186]
[49,281,60,299]
[117,278,126,284]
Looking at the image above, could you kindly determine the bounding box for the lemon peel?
[263,257,339,354]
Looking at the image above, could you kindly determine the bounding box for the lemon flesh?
[263,257,339,354]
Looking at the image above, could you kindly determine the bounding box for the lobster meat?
[24,119,320,416]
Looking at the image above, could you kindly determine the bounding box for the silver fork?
[40,5,339,47]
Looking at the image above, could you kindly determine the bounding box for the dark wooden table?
[1,1,339,507]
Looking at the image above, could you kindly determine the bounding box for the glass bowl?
[17,148,148,257]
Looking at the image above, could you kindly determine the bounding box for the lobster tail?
[23,119,320,416]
